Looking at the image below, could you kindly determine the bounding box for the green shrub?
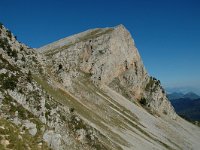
[69,107,75,113]
[145,77,154,91]
[11,49,18,58]
[2,74,18,90]
[140,98,147,106]
[145,76,161,92]
[0,38,18,60]
[0,54,20,72]
[6,47,12,56]
[69,115,86,130]
[0,38,10,50]
[45,102,51,110]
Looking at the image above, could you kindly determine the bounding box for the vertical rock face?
[38,25,176,118]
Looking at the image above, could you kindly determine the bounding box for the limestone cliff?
[38,25,176,118]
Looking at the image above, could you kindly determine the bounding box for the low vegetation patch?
[0,72,18,90]
[139,97,147,106]
[0,118,49,150]
[145,76,161,92]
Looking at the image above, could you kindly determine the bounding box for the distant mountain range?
[168,92,200,121]
[166,87,200,96]
[167,92,200,100]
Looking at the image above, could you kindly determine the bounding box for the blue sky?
[0,0,200,93]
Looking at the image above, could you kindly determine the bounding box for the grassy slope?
[33,74,123,150]
[0,118,49,150]
[33,72,187,150]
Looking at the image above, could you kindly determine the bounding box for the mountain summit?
[38,25,176,118]
[0,23,200,149]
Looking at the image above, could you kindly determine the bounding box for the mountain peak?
[184,92,200,99]
[36,24,176,118]
[168,92,200,100]
[114,24,126,30]
[1,24,200,150]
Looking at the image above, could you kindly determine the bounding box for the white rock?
[43,130,62,150]
[23,120,37,136]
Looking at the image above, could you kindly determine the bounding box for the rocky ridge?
[0,23,200,150]
[0,24,108,150]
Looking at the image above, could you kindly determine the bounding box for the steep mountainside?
[0,23,200,150]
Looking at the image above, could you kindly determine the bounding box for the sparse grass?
[0,93,49,149]
[0,118,50,150]
[77,74,140,123]
[33,72,173,149]
[0,54,20,71]
[76,73,175,149]
[78,28,113,42]
[33,74,125,149]
[0,37,18,60]
[44,42,74,57]
[145,76,161,93]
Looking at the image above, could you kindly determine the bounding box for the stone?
[75,129,86,142]
[23,120,37,136]
[43,130,62,150]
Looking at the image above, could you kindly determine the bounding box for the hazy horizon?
[0,0,199,91]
